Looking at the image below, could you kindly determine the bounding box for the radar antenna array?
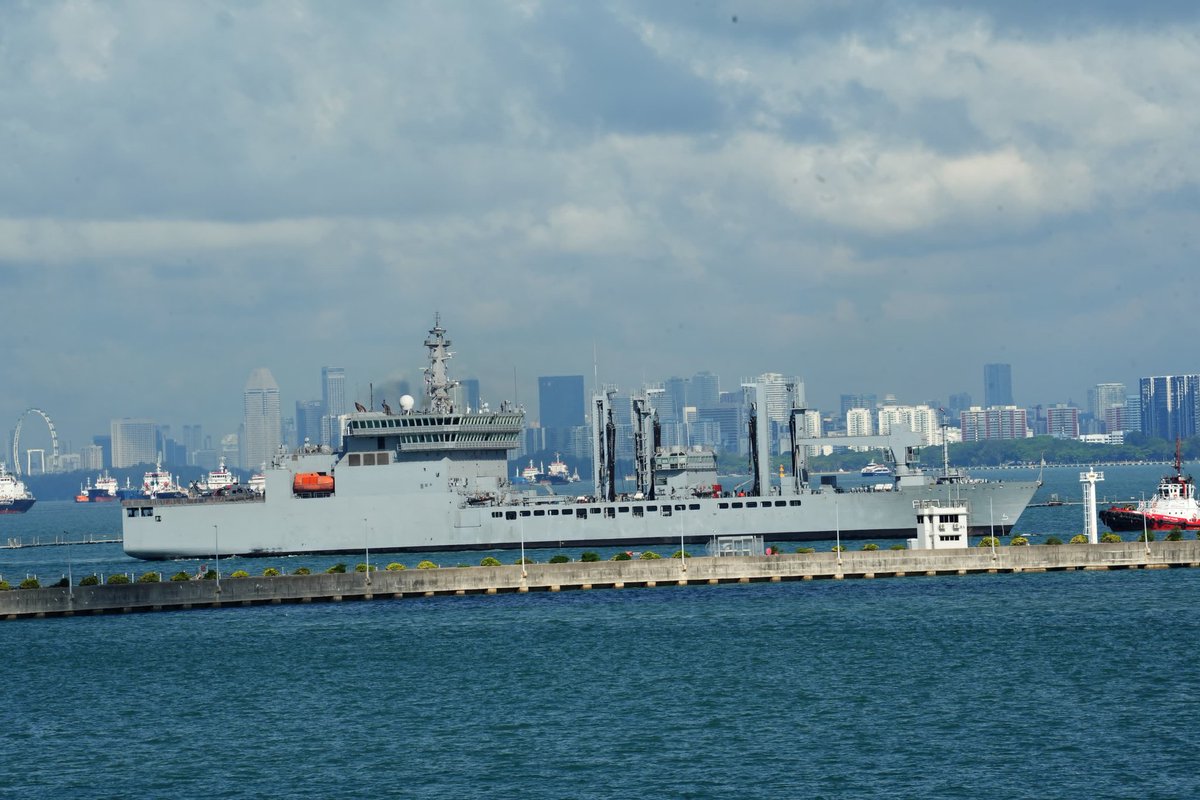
[11,408,59,476]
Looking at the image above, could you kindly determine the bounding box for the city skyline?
[4,3,1199,453]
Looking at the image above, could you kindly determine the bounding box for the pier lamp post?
[1142,493,1151,556]
[989,498,997,560]
[213,525,220,591]
[520,519,527,580]
[363,518,371,585]
[63,531,73,603]
[835,498,842,569]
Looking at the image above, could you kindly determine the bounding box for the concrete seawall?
[4,541,1199,621]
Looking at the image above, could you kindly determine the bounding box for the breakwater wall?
[4,541,1199,621]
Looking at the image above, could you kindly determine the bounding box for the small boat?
[1099,443,1200,532]
[861,461,892,477]
[141,462,188,499]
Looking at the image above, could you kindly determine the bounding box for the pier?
[2,534,122,550]
[2,540,1199,621]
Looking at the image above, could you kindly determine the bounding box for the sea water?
[1,568,1198,798]
[2,463,1199,797]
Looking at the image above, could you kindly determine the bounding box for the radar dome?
[400,395,415,411]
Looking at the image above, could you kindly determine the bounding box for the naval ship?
[122,318,1040,560]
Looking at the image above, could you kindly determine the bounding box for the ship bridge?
[344,411,524,453]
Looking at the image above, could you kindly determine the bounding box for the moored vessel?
[1099,447,1200,532]
[0,462,36,514]
[861,460,892,477]
[122,317,1040,560]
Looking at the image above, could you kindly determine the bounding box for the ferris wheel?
[11,408,59,476]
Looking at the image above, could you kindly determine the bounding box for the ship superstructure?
[122,317,1040,559]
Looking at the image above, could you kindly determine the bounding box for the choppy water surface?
[3,463,1199,798]
[3,567,1199,799]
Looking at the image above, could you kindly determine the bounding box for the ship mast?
[423,314,459,414]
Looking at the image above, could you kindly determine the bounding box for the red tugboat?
[1099,443,1200,532]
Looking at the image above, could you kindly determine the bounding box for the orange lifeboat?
[293,472,334,496]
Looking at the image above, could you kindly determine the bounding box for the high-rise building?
[110,418,157,467]
[92,435,112,469]
[538,376,585,429]
[1046,404,1081,439]
[840,393,877,425]
[242,368,281,471]
[688,371,720,409]
[983,364,1013,407]
[876,404,940,444]
[320,366,346,448]
[744,373,802,425]
[960,406,1027,441]
[661,377,688,425]
[1140,375,1200,440]
[947,392,972,419]
[458,378,481,412]
[80,444,104,471]
[846,408,874,437]
[538,375,585,455]
[295,400,324,447]
[1089,383,1126,428]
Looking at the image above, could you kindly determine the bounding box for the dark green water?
[3,568,1198,798]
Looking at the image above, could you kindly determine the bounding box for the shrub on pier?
[1069,534,1088,544]
[514,556,535,565]
[170,572,191,582]
[1166,528,1183,541]
[862,543,879,551]
[416,560,438,570]
[671,550,692,559]
[138,572,161,583]
[479,556,503,567]
[262,567,281,577]
[202,570,217,580]
[580,551,600,562]
[831,545,846,552]
[53,577,70,588]
[18,578,40,590]
[611,552,632,561]
[230,570,250,579]
[889,544,907,550]
[325,563,347,574]
[0,580,9,591]
[1044,537,1064,546]
[293,567,312,575]
[640,551,662,560]
[977,537,999,549]
[1100,533,1124,544]
[795,547,815,554]
[385,562,406,571]
[79,575,99,586]
[548,554,570,564]
[1131,530,1155,543]
[107,574,131,585]
[354,563,377,572]
[1010,536,1029,546]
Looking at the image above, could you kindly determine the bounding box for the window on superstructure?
[674,504,685,511]
[348,454,361,466]
[377,452,389,465]
[506,511,517,520]
[492,512,502,518]
[719,503,729,509]
[363,453,376,466]
[662,507,672,516]
[746,502,758,508]
[127,508,137,518]
[141,507,154,516]
[576,508,587,519]
[604,508,615,518]
[774,501,786,507]
[534,509,545,516]
[633,507,644,517]
[520,510,531,517]
[732,502,743,509]
[689,504,700,510]
[789,500,801,506]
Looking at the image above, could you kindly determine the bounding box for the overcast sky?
[3,0,1198,454]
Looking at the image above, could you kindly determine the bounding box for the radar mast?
[423,314,459,414]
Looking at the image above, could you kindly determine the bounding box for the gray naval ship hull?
[122,455,1038,559]
[122,318,1039,560]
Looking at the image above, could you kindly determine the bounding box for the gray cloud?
[2,0,1198,449]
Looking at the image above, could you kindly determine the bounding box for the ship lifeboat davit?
[293,472,334,497]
